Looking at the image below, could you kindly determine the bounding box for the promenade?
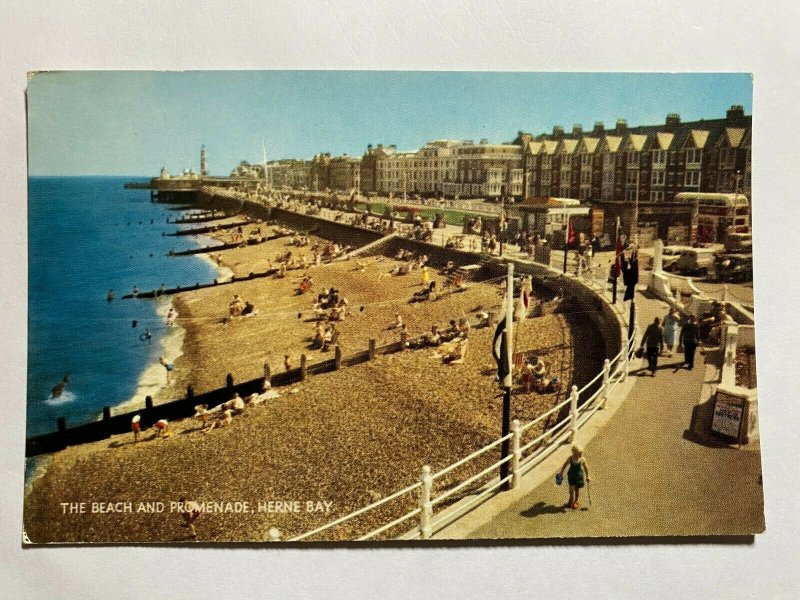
[434,288,765,539]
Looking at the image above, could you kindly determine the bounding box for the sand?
[23,213,604,543]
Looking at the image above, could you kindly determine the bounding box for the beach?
[23,210,604,542]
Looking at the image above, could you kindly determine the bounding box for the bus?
[675,192,750,244]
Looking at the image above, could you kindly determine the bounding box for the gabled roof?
[655,132,674,150]
[542,140,559,155]
[603,135,623,153]
[559,139,578,154]
[627,134,649,152]
[689,129,710,149]
[579,137,600,154]
[526,140,544,155]
[716,127,746,148]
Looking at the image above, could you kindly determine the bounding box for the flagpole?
[612,216,620,303]
[562,209,570,274]
[500,261,514,491]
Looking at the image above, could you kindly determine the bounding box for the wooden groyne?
[25,336,406,457]
[120,267,279,299]
[170,212,234,225]
[164,220,251,237]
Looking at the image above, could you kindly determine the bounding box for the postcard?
[23,71,763,543]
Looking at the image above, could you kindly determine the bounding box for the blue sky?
[27,71,752,176]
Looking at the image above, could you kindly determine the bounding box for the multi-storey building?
[522,106,751,204]
[328,155,362,193]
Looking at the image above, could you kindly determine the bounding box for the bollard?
[419,465,433,539]
[186,385,195,401]
[568,385,579,443]
[145,395,154,410]
[368,339,376,361]
[300,354,307,381]
[103,406,111,421]
[268,527,281,542]
[600,359,611,409]
[400,331,408,351]
[263,363,271,381]
[511,419,522,490]
[226,373,234,391]
[57,416,67,432]
[334,345,342,370]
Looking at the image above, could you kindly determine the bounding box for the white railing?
[201,185,638,542]
[282,334,636,542]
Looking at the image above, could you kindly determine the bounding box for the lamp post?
[630,164,640,244]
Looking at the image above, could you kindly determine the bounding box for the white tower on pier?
[200,145,208,176]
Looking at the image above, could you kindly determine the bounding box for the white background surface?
[1,1,798,598]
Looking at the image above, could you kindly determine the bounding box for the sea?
[26,176,227,482]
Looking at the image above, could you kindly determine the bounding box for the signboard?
[590,207,604,236]
[712,391,745,439]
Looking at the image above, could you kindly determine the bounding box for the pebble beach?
[23,213,604,543]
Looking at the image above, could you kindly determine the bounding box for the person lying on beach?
[440,338,468,364]
[425,325,442,347]
[241,301,257,317]
[410,280,438,303]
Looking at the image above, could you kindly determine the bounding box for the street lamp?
[630,164,640,244]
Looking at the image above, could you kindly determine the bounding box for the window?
[626,171,639,186]
[685,171,701,187]
[651,171,665,186]
[650,191,664,202]
[626,151,640,166]
[581,153,592,166]
[652,149,667,165]
[686,148,703,165]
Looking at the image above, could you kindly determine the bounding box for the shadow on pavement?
[520,501,570,517]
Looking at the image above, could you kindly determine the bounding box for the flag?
[568,218,576,246]
[493,317,510,386]
[515,276,531,321]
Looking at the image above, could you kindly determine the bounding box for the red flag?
[568,219,576,246]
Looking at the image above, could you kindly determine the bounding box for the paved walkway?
[438,290,765,539]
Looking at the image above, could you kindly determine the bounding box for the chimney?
[615,119,628,133]
[572,124,583,136]
[665,113,681,127]
[592,121,604,135]
[726,105,745,120]
[552,125,565,138]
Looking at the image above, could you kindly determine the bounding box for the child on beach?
[559,445,590,509]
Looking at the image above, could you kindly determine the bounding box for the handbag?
[635,347,644,359]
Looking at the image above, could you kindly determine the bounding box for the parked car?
[714,253,753,283]
[660,245,693,271]
[674,248,717,276]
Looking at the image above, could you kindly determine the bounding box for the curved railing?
[285,334,636,542]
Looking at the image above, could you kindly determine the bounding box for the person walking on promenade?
[679,314,701,370]
[559,445,590,509]
[640,317,665,376]
[662,307,680,356]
